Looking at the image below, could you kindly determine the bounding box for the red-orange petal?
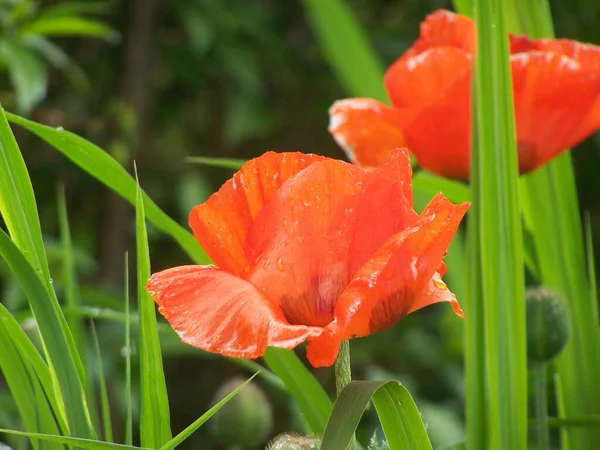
[328,98,406,167]
[146,265,321,358]
[246,150,416,329]
[385,47,472,179]
[189,152,326,277]
[305,194,469,367]
[511,51,600,172]
[399,9,475,63]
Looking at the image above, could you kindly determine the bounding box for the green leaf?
[321,380,432,450]
[0,229,94,440]
[511,1,600,448]
[6,112,209,265]
[0,430,148,450]
[20,17,118,40]
[472,0,527,448]
[136,171,172,447]
[263,348,332,434]
[300,0,387,101]
[159,373,259,450]
[186,156,246,170]
[0,39,47,113]
[123,254,133,446]
[90,322,113,442]
[412,172,470,205]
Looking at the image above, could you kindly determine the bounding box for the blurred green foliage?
[0,0,599,449]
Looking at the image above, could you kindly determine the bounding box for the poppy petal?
[511,37,600,72]
[246,150,416,329]
[189,152,326,276]
[408,272,463,317]
[385,47,472,179]
[305,194,468,367]
[511,51,600,172]
[146,265,321,358]
[400,9,475,62]
[328,98,406,167]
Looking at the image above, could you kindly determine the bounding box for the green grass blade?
[0,303,68,435]
[584,215,599,323]
[124,253,133,447]
[321,380,432,450]
[0,430,148,450]
[300,0,387,101]
[90,322,113,442]
[412,172,470,205]
[262,348,332,434]
[473,0,527,448]
[159,373,259,450]
[512,2,600,448]
[452,0,474,18]
[5,112,208,265]
[135,171,172,447]
[185,156,246,170]
[0,228,95,440]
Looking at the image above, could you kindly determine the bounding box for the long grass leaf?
[123,253,133,446]
[159,373,259,450]
[135,171,172,447]
[0,228,94,440]
[321,380,432,450]
[473,0,527,447]
[512,2,600,448]
[90,321,113,442]
[300,0,387,101]
[0,430,148,450]
[5,112,208,265]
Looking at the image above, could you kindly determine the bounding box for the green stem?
[335,340,355,450]
[335,340,352,397]
[534,363,550,450]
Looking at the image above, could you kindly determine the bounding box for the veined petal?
[400,9,475,62]
[306,194,468,367]
[328,98,406,167]
[385,47,472,179]
[146,265,321,358]
[246,150,416,328]
[511,51,600,172]
[189,152,326,276]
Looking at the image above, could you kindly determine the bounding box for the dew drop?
[276,258,285,271]
[425,290,434,297]
[55,126,64,131]
[433,279,447,290]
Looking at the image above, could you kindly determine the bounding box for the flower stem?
[335,340,352,397]
[534,363,550,450]
[334,340,356,450]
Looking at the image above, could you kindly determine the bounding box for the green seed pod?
[267,432,321,450]
[210,377,273,448]
[526,287,570,363]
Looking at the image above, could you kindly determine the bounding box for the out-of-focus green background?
[1,0,599,448]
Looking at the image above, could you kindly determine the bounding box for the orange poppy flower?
[146,149,469,367]
[329,9,600,180]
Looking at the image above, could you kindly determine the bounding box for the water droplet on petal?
[425,290,434,296]
[433,278,447,290]
[276,258,285,271]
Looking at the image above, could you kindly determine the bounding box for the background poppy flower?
[147,149,469,368]
[329,9,600,181]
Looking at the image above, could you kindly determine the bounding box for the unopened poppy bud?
[267,432,321,449]
[210,377,273,447]
[526,287,570,363]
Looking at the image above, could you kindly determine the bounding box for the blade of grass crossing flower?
[263,348,332,434]
[320,380,432,450]
[300,0,387,102]
[90,321,113,442]
[473,0,527,448]
[452,0,473,18]
[159,373,259,450]
[135,171,172,447]
[0,229,95,442]
[512,1,600,448]
[5,112,208,265]
[0,430,149,450]
[185,156,245,170]
[124,253,133,446]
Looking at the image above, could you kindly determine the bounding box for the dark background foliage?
[0,0,599,448]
